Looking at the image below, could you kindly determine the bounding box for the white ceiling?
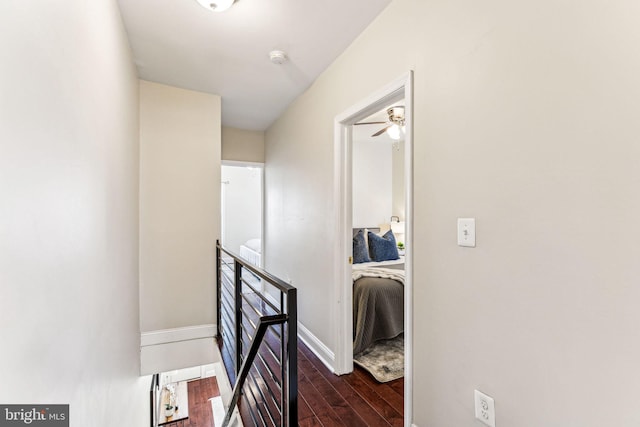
[117,0,391,131]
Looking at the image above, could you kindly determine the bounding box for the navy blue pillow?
[353,229,371,264]
[368,230,399,262]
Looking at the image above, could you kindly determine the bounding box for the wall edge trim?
[141,324,216,347]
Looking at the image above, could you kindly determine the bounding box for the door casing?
[333,71,414,427]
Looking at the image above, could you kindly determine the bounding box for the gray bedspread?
[352,267,404,355]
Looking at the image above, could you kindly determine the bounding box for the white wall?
[221,165,262,254]
[352,138,392,227]
[139,81,221,335]
[265,0,640,426]
[0,1,148,425]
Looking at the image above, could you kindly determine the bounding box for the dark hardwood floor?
[297,340,404,427]
[163,376,220,427]
[219,335,404,427]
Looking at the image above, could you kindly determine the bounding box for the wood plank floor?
[219,336,404,426]
[297,340,404,427]
[163,376,220,427]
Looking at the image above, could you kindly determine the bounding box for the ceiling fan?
[355,106,405,138]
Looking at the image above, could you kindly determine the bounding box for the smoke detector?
[195,0,235,12]
[269,50,288,65]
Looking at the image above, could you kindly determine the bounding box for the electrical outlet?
[474,390,495,427]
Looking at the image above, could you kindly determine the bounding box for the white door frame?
[221,160,265,266]
[333,71,414,426]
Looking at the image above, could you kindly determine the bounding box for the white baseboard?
[297,322,335,373]
[158,363,217,384]
[140,324,218,375]
[261,291,336,373]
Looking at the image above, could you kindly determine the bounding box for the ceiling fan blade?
[371,125,391,137]
[354,121,387,125]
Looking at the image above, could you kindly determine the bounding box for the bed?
[239,238,261,267]
[352,228,404,355]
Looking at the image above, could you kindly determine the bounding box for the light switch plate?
[457,218,476,247]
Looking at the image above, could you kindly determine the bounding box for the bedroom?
[351,102,406,384]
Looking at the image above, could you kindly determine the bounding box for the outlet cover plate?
[474,389,495,427]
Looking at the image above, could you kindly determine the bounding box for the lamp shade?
[195,0,235,12]
[390,221,405,235]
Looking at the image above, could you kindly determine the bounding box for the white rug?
[354,334,404,383]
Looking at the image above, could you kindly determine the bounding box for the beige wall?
[139,80,221,332]
[265,0,640,426]
[0,1,148,424]
[222,126,265,163]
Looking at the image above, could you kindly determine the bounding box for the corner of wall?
[140,324,218,375]
[297,322,336,373]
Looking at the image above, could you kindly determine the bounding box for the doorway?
[333,71,414,425]
[221,161,264,266]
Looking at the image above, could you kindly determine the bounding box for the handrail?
[221,314,287,427]
[217,240,298,427]
[218,245,296,293]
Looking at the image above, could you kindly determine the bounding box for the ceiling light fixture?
[195,0,235,12]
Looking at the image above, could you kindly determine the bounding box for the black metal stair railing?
[216,240,298,427]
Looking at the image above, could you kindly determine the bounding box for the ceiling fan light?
[195,0,235,12]
[386,124,401,140]
[387,106,405,126]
